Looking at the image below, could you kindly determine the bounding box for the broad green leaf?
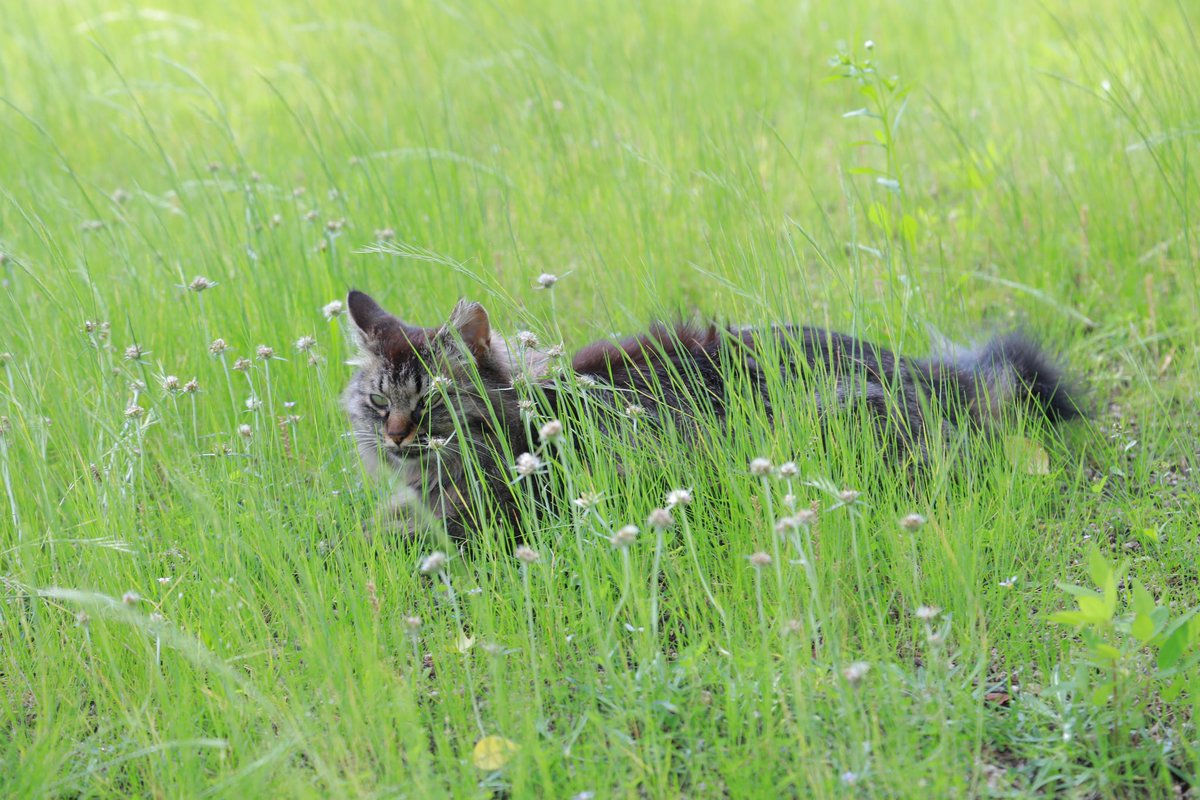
[1057,582,1101,599]
[1131,580,1155,617]
[1078,595,1110,622]
[1157,624,1189,671]
[1131,612,1155,643]
[1091,643,1122,662]
[1049,610,1090,626]
[1089,682,1114,706]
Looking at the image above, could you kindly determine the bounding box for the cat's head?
[342,291,514,464]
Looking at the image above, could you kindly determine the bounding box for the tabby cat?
[342,290,1079,539]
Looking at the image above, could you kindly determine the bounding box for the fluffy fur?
[343,291,1080,539]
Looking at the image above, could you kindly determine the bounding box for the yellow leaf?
[473,735,519,770]
[456,634,475,653]
[1004,436,1049,475]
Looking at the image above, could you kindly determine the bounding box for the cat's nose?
[385,413,415,445]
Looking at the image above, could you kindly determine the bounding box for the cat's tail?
[932,332,1082,427]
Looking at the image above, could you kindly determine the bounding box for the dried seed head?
[778,461,799,478]
[666,488,693,507]
[914,605,941,621]
[748,551,773,568]
[188,276,215,292]
[538,419,564,442]
[842,660,870,685]
[610,525,639,548]
[514,452,542,477]
[899,513,926,531]
[232,358,252,372]
[516,330,539,349]
[255,345,275,361]
[514,545,540,564]
[209,338,229,356]
[647,507,673,530]
[294,335,317,352]
[419,551,448,575]
[749,457,773,476]
[322,300,345,320]
[122,591,141,606]
[536,272,558,289]
[123,344,145,361]
[238,424,253,439]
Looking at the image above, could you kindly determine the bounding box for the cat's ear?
[347,290,405,350]
[348,289,398,335]
[444,299,491,357]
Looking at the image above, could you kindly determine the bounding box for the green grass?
[2,0,1199,796]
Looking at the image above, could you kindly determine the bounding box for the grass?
[2,0,1199,796]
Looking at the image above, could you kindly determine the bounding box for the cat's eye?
[368,393,389,409]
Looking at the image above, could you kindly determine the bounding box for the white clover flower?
[610,525,639,548]
[647,508,673,530]
[914,605,941,621]
[426,437,449,452]
[188,276,215,292]
[842,661,870,684]
[294,335,317,352]
[536,272,558,289]
[419,551,448,575]
[183,379,199,394]
[232,358,252,372]
[538,419,564,442]
[838,489,860,505]
[124,403,145,419]
[322,300,345,320]
[209,338,228,356]
[999,576,1017,589]
[666,488,693,507]
[245,396,262,411]
[748,551,773,568]
[123,344,146,361]
[375,227,396,240]
[900,513,926,531]
[514,545,540,564]
[573,492,601,510]
[624,404,646,419]
[793,508,817,526]
[237,424,253,439]
[255,345,275,361]
[122,591,141,606]
[778,461,799,478]
[514,452,542,477]
[516,330,539,349]
[749,457,772,476]
[162,375,181,392]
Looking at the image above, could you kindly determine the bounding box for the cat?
[342,290,1079,539]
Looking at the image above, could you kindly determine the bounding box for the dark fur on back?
[343,293,1080,539]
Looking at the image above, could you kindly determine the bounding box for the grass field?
[2,0,1199,796]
